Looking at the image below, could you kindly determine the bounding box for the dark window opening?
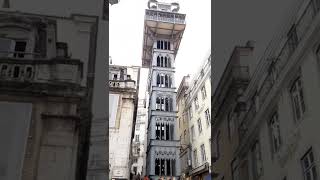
[166,124,170,140]
[13,66,20,78]
[155,159,160,175]
[157,56,161,66]
[0,65,8,77]
[25,67,33,79]
[166,159,171,176]
[161,159,165,175]
[14,41,26,58]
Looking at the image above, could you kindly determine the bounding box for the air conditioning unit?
[0,38,15,58]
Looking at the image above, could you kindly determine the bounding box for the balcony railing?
[239,0,320,141]
[145,9,186,24]
[109,80,136,89]
[0,58,83,84]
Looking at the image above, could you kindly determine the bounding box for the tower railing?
[145,9,186,24]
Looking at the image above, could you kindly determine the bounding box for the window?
[127,75,131,80]
[268,112,281,153]
[251,141,263,179]
[135,135,139,142]
[156,97,173,112]
[201,86,207,99]
[156,74,172,87]
[25,66,33,79]
[228,110,236,139]
[155,122,173,141]
[0,64,8,77]
[193,149,198,166]
[133,158,138,163]
[200,144,206,162]
[290,77,306,121]
[133,166,137,175]
[13,41,26,58]
[194,96,199,110]
[13,66,20,78]
[136,124,140,131]
[156,40,171,50]
[205,109,211,126]
[191,126,195,140]
[301,148,317,180]
[155,158,174,176]
[197,118,202,134]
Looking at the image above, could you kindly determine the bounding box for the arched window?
[169,98,173,112]
[157,74,160,86]
[160,74,164,87]
[169,76,172,88]
[166,123,170,140]
[156,97,161,110]
[0,65,8,77]
[168,42,171,50]
[161,56,164,67]
[156,123,160,139]
[164,57,168,67]
[164,41,168,50]
[168,58,171,68]
[161,123,165,140]
[161,41,163,49]
[165,75,169,87]
[165,97,169,111]
[157,56,160,66]
[157,41,160,49]
[161,97,165,111]
[25,66,33,79]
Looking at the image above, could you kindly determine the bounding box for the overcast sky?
[109,0,211,98]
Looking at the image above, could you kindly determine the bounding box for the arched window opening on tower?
[154,158,175,176]
[155,97,173,111]
[156,40,171,50]
[156,74,172,88]
[155,121,174,141]
[156,55,171,68]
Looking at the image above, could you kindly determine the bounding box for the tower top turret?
[147,0,180,13]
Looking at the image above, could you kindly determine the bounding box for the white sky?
[109,0,211,98]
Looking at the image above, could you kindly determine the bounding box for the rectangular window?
[135,135,139,142]
[193,149,198,167]
[290,77,306,121]
[201,86,207,99]
[200,144,206,162]
[268,112,281,153]
[191,126,195,140]
[136,124,140,131]
[205,109,211,126]
[301,148,317,180]
[14,41,26,58]
[113,74,118,80]
[197,118,202,134]
[251,141,263,179]
[194,96,199,110]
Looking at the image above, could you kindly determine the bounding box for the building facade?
[131,99,147,176]
[141,0,186,179]
[0,0,109,177]
[212,0,320,179]
[109,65,140,180]
[176,75,192,179]
[185,55,212,180]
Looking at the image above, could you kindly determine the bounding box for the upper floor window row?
[157,55,172,68]
[156,74,173,88]
[157,40,171,50]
